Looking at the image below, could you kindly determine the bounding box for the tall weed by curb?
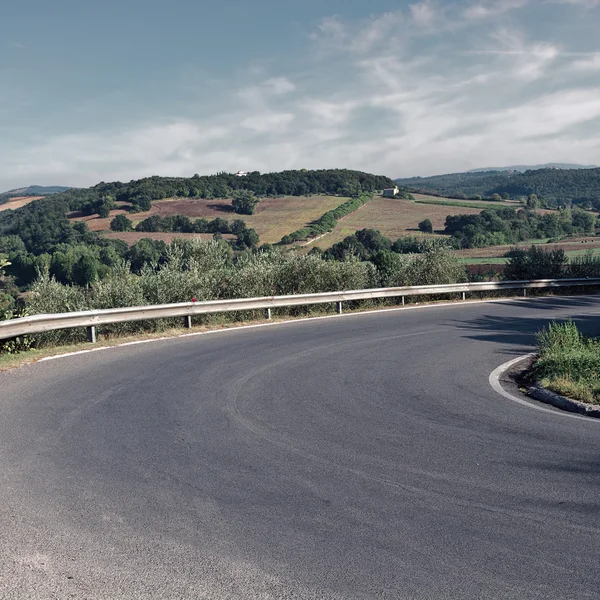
[534,320,600,404]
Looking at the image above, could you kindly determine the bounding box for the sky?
[1,0,599,190]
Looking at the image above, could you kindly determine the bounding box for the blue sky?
[1,0,599,190]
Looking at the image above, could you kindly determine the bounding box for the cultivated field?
[0,196,44,212]
[306,197,482,249]
[456,236,600,261]
[102,232,234,245]
[412,193,519,209]
[71,195,348,244]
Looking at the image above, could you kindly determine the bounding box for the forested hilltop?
[26,169,395,215]
[396,167,600,207]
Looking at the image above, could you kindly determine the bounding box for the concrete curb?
[527,382,600,418]
[490,354,600,420]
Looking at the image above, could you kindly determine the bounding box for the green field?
[459,247,600,265]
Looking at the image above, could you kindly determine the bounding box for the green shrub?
[403,248,467,286]
[568,251,600,278]
[418,218,433,234]
[503,246,567,280]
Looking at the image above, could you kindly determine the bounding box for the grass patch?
[533,320,600,405]
[458,257,508,265]
[414,198,510,210]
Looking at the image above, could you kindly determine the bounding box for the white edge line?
[32,296,528,365]
[39,347,111,362]
[489,353,599,423]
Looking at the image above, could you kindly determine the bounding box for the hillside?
[396,167,600,207]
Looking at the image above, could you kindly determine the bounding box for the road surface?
[0,296,598,599]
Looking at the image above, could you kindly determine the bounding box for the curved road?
[0,296,599,599]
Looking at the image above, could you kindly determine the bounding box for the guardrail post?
[265,308,272,320]
[184,315,192,329]
[86,326,96,344]
[401,296,405,305]
[462,292,466,301]
[523,288,527,298]
[336,301,343,314]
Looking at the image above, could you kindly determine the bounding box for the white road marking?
[39,347,110,362]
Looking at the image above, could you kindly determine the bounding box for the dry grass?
[0,196,44,212]
[243,196,346,243]
[69,196,347,243]
[306,197,481,249]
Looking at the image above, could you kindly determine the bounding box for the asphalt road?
[0,296,599,599]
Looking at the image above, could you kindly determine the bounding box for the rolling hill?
[0,185,73,207]
[396,167,600,206]
[0,185,72,197]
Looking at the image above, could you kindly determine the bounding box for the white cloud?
[237,77,296,107]
[546,0,599,6]
[463,0,529,20]
[572,54,600,70]
[409,1,437,26]
[264,77,296,95]
[240,112,294,133]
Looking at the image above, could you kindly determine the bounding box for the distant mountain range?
[0,185,72,197]
[467,163,597,173]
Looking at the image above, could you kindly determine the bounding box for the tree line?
[444,206,597,248]
[114,214,260,250]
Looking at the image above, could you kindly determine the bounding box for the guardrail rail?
[1,278,599,343]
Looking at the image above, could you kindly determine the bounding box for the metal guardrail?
[1,278,599,343]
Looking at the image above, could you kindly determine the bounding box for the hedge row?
[280,193,373,245]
